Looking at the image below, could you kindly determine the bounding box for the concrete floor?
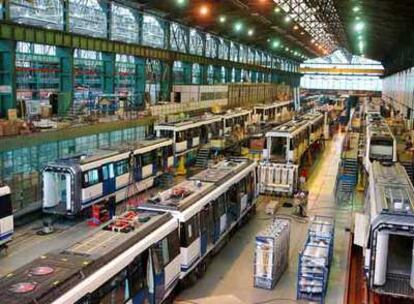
[176,133,352,304]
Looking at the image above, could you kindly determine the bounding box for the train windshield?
[43,169,72,211]
[0,192,12,218]
[270,137,287,162]
[369,137,394,161]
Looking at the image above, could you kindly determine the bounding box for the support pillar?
[134,57,145,106]
[0,40,16,117]
[160,61,172,101]
[235,68,242,83]
[0,0,10,20]
[102,52,115,94]
[251,71,258,83]
[182,61,192,84]
[56,46,74,115]
[213,65,221,84]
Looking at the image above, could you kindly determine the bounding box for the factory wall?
[382,67,414,119]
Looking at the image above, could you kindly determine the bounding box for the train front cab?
[0,185,13,248]
[43,166,79,215]
[74,228,181,304]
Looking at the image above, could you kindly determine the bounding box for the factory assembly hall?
[1,1,414,304]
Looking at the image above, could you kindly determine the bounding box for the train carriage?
[155,116,222,156]
[364,113,397,171]
[253,100,294,125]
[221,109,251,135]
[0,211,180,304]
[138,158,258,279]
[264,112,324,164]
[356,161,414,302]
[42,138,174,216]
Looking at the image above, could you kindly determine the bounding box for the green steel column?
[162,19,171,50]
[213,65,221,84]
[56,46,74,115]
[134,57,145,106]
[160,61,172,101]
[257,72,263,83]
[102,52,115,94]
[200,64,208,85]
[251,71,258,83]
[0,0,10,20]
[136,11,143,45]
[235,68,242,83]
[225,67,232,83]
[63,0,70,32]
[105,1,112,40]
[0,40,16,117]
[182,62,192,84]
[271,71,279,84]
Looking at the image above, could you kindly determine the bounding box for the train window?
[176,131,186,142]
[180,215,200,247]
[115,160,129,176]
[91,270,128,304]
[75,295,91,304]
[128,253,148,296]
[83,169,100,187]
[102,164,114,180]
[142,152,154,167]
[0,194,12,217]
[218,194,226,216]
[166,145,173,157]
[160,130,173,138]
[168,229,180,259]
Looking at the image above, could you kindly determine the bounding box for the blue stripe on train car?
[200,232,208,256]
[0,230,13,240]
[180,254,200,272]
[132,289,149,304]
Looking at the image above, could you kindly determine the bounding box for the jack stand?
[176,155,187,176]
[37,217,55,235]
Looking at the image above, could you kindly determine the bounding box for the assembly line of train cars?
[0,158,258,304]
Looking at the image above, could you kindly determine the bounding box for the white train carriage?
[253,100,294,125]
[0,210,181,304]
[139,158,258,279]
[155,116,222,156]
[42,138,174,216]
[0,184,13,249]
[221,109,251,135]
[356,162,414,300]
[364,114,397,171]
[264,112,324,164]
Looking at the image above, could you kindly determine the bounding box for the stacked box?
[254,219,290,290]
[297,215,335,304]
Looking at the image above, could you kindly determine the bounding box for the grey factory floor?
[176,132,353,304]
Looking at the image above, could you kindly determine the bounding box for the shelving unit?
[254,219,290,290]
[297,215,335,304]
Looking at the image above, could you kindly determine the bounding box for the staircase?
[335,158,358,204]
[157,172,174,189]
[194,146,210,169]
[401,161,414,184]
[66,102,85,120]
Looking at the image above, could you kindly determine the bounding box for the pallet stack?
[297,215,335,304]
[254,219,290,290]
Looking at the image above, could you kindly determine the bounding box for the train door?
[227,186,239,223]
[200,205,213,256]
[200,125,209,145]
[102,163,116,196]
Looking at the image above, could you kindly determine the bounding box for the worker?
[108,196,116,219]
[405,135,413,151]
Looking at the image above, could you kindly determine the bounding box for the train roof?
[265,111,323,137]
[367,119,394,139]
[189,158,249,183]
[254,100,292,110]
[371,162,414,216]
[155,115,221,131]
[48,138,172,167]
[141,158,254,213]
[221,109,251,119]
[142,180,215,212]
[0,211,173,304]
